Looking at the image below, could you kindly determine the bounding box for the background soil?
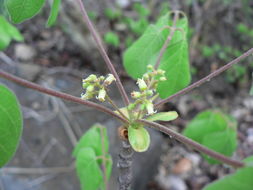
[0,0,253,190]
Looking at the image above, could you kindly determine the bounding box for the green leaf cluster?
[123,13,191,98]
[0,85,23,168]
[203,156,253,190]
[73,124,112,190]
[0,16,23,50]
[183,110,237,164]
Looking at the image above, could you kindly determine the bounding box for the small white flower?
[137,78,147,91]
[146,101,155,115]
[104,74,116,85]
[97,88,106,102]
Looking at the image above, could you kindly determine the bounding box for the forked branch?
[0,69,128,124]
[139,119,244,168]
[76,0,130,106]
[155,47,253,108]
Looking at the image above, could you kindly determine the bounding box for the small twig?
[0,69,128,124]
[155,47,253,108]
[106,95,129,121]
[76,0,130,106]
[154,11,180,69]
[138,119,244,168]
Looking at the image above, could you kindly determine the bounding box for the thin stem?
[0,69,128,124]
[106,95,129,121]
[155,47,253,108]
[138,119,244,168]
[76,0,130,106]
[154,11,179,69]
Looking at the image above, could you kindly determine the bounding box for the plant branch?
[154,11,179,69]
[76,0,130,106]
[155,47,253,108]
[0,69,128,124]
[138,119,244,168]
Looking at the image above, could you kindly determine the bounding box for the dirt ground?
[0,0,253,190]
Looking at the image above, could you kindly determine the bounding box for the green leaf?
[146,111,178,122]
[123,13,191,98]
[75,147,103,190]
[0,16,23,50]
[104,32,120,47]
[156,17,191,98]
[183,110,229,142]
[128,125,150,152]
[73,124,109,159]
[202,130,237,164]
[183,110,237,164]
[123,14,169,78]
[0,84,23,168]
[203,163,253,190]
[46,0,61,27]
[6,0,46,23]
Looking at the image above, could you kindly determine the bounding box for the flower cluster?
[81,74,116,102]
[129,65,167,115]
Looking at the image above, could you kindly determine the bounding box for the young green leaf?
[146,111,178,122]
[6,0,46,23]
[0,16,23,50]
[75,147,103,190]
[128,125,150,152]
[0,85,23,168]
[123,13,191,98]
[73,124,109,159]
[183,110,237,164]
[203,156,253,190]
[104,32,120,47]
[46,0,61,27]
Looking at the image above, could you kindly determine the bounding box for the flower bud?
[86,85,94,92]
[147,64,153,70]
[99,76,105,81]
[131,91,141,99]
[82,81,90,89]
[146,101,155,115]
[157,69,165,75]
[84,74,97,82]
[104,74,116,86]
[159,77,167,81]
[143,73,149,80]
[137,78,147,91]
[97,88,106,102]
[146,90,153,96]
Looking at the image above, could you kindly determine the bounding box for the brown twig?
[155,47,253,108]
[0,69,128,124]
[76,0,130,106]
[138,119,244,168]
